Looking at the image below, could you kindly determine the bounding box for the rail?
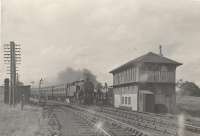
[45,101,153,136]
[38,100,200,135]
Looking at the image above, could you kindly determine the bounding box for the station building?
[110,52,182,114]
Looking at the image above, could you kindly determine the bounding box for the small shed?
[16,85,31,104]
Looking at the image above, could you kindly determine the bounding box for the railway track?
[42,101,200,136]
[99,106,177,135]
[68,107,139,136]
[98,106,200,135]
[44,104,111,136]
[76,105,175,136]
[45,101,152,136]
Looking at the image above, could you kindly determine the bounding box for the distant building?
[16,85,31,104]
[0,86,4,102]
[110,52,182,114]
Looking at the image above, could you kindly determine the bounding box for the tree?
[177,80,200,97]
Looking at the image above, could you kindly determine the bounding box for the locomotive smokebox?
[83,78,94,105]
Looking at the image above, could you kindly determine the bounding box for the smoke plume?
[57,67,100,86]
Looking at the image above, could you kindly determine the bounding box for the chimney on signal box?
[159,45,163,56]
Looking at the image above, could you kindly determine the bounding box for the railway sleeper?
[103,108,177,129]
[115,115,176,136]
[185,125,200,134]
[115,113,176,134]
[69,105,162,136]
[102,112,161,134]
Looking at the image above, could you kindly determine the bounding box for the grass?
[176,95,200,118]
[0,103,49,136]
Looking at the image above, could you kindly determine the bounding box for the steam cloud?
[57,67,100,86]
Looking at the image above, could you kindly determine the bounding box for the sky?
[0,0,200,86]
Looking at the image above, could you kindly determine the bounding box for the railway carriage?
[53,84,66,101]
[30,79,111,105]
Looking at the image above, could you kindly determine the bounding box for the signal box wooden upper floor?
[110,52,182,86]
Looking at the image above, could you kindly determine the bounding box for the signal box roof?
[110,52,182,73]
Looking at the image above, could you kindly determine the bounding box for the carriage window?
[125,97,127,104]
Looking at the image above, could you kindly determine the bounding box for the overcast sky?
[1,0,200,86]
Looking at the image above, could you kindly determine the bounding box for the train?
[30,79,113,106]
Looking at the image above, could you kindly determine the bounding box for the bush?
[177,80,200,97]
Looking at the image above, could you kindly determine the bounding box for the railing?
[139,71,175,83]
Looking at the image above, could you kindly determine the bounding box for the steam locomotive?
[30,79,113,105]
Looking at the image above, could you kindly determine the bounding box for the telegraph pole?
[4,41,21,106]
